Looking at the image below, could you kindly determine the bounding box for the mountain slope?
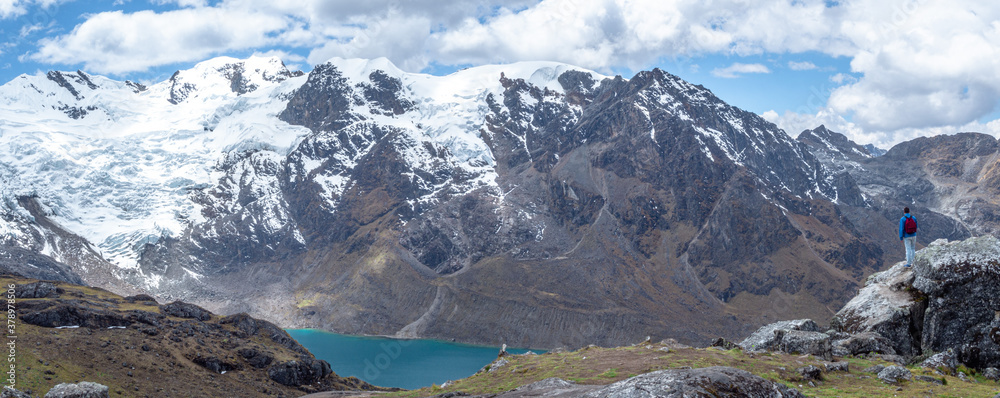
[0,56,963,349]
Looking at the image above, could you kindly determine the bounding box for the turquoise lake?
[287,329,540,390]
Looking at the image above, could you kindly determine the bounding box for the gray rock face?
[1,386,31,398]
[15,281,60,298]
[776,330,832,360]
[797,365,822,380]
[877,365,912,384]
[267,359,332,387]
[581,366,805,398]
[739,319,819,352]
[159,301,212,321]
[984,367,1000,381]
[43,382,109,398]
[831,331,897,357]
[834,236,1000,367]
[823,362,849,372]
[920,349,959,375]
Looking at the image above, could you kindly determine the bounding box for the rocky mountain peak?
[166,56,303,104]
[798,125,873,161]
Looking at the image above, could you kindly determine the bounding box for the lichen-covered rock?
[739,319,820,352]
[831,331,897,357]
[877,365,912,384]
[44,382,109,398]
[920,349,959,375]
[832,263,922,357]
[833,236,1000,367]
[582,366,806,397]
[776,330,832,360]
[823,362,849,372]
[1,386,31,398]
[909,236,1000,368]
[983,367,1000,381]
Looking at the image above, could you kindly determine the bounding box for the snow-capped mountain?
[5,56,990,348]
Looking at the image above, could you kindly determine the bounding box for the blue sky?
[2,0,999,148]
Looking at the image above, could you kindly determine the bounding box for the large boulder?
[43,382,109,398]
[831,332,897,357]
[581,366,805,397]
[877,366,912,384]
[267,359,333,386]
[920,349,959,375]
[159,301,212,321]
[832,263,922,357]
[910,236,1000,368]
[776,330,832,360]
[16,282,60,298]
[2,386,31,398]
[21,305,129,329]
[739,319,820,352]
[833,236,1000,367]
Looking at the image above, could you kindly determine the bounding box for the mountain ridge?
[2,56,998,349]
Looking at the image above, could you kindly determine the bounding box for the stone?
[238,348,274,369]
[267,359,332,386]
[823,362,849,372]
[797,365,822,380]
[159,301,212,321]
[833,236,1000,367]
[914,375,944,385]
[983,367,1000,381]
[1,386,31,398]
[777,330,832,360]
[16,282,60,298]
[21,305,129,329]
[831,332,897,357]
[920,349,959,375]
[710,337,739,350]
[582,367,806,397]
[192,355,240,373]
[44,382,109,398]
[877,366,912,384]
[739,319,820,352]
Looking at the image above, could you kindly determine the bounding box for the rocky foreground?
[0,274,390,397]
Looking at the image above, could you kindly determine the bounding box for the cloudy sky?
[1,0,998,149]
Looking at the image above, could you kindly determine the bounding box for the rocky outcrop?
[834,236,1000,368]
[267,359,333,387]
[581,367,805,398]
[160,301,213,321]
[739,319,831,359]
[745,235,1000,372]
[43,382,109,398]
[876,366,912,384]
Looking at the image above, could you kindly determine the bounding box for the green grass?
[387,343,1000,398]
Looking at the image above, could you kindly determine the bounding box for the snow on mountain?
[0,55,612,284]
[0,56,308,272]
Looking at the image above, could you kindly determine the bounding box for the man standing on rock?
[899,207,918,267]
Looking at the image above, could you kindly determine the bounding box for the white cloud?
[711,62,770,78]
[17,0,1000,148]
[788,61,817,71]
[30,8,290,74]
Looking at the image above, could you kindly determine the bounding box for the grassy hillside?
[2,275,385,397]
[389,341,1000,397]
